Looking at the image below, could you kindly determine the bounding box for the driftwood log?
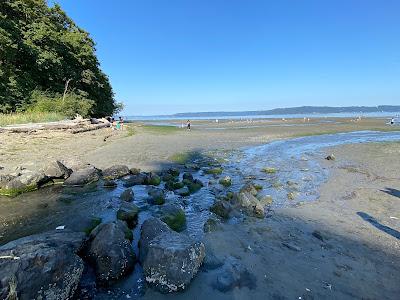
[0,118,110,134]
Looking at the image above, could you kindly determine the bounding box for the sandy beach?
[1,119,399,299]
[0,117,395,172]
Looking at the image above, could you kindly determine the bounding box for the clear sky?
[54,0,400,115]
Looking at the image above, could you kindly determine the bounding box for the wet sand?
[143,142,400,300]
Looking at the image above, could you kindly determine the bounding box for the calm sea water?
[125,111,399,121]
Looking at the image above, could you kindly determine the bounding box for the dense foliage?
[0,0,117,116]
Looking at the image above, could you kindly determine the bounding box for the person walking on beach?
[119,116,124,130]
[187,120,191,131]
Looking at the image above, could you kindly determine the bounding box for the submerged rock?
[102,165,130,180]
[139,218,205,293]
[175,186,190,197]
[210,200,233,219]
[64,166,100,186]
[43,160,72,179]
[219,176,232,187]
[182,172,194,181]
[211,256,256,292]
[86,221,135,284]
[120,188,134,202]
[0,230,85,300]
[160,204,186,232]
[167,167,180,177]
[203,217,221,233]
[117,202,139,228]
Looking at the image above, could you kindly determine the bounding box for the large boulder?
[86,221,135,283]
[64,166,100,186]
[139,218,205,293]
[0,230,85,300]
[0,170,48,196]
[102,165,130,180]
[117,202,139,229]
[43,160,72,179]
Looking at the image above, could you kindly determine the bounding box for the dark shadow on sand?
[380,187,400,199]
[357,212,400,240]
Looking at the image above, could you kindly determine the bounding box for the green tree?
[0,0,117,116]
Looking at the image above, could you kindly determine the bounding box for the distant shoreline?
[126,110,400,121]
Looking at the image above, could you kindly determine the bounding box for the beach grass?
[0,111,66,127]
[142,125,181,134]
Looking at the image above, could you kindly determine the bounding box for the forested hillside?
[0,0,118,117]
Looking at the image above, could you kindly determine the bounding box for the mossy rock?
[130,167,141,175]
[165,180,184,191]
[210,200,232,219]
[167,167,180,177]
[219,176,232,187]
[254,184,263,191]
[187,181,202,194]
[144,173,161,186]
[205,167,223,175]
[148,188,166,205]
[182,172,194,181]
[84,217,102,235]
[161,205,186,232]
[0,184,38,197]
[162,173,175,182]
[104,180,117,188]
[117,202,139,228]
[261,167,277,174]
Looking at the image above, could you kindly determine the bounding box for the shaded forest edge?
[0,0,122,119]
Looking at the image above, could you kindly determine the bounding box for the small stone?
[120,188,134,202]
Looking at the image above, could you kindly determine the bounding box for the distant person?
[187,120,191,131]
[119,116,124,130]
[390,118,395,125]
[111,117,116,130]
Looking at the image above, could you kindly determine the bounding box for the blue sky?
[55,0,400,115]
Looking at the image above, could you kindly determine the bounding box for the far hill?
[169,106,400,118]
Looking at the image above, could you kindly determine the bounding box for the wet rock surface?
[63,166,100,186]
[102,165,130,180]
[0,230,85,300]
[85,221,136,284]
[140,218,205,293]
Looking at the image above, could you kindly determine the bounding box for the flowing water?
[1,130,400,299]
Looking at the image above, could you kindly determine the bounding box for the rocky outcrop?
[0,230,85,300]
[63,166,100,186]
[139,218,205,293]
[85,221,135,284]
[102,165,130,180]
[117,202,139,228]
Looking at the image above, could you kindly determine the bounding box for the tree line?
[0,0,121,117]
